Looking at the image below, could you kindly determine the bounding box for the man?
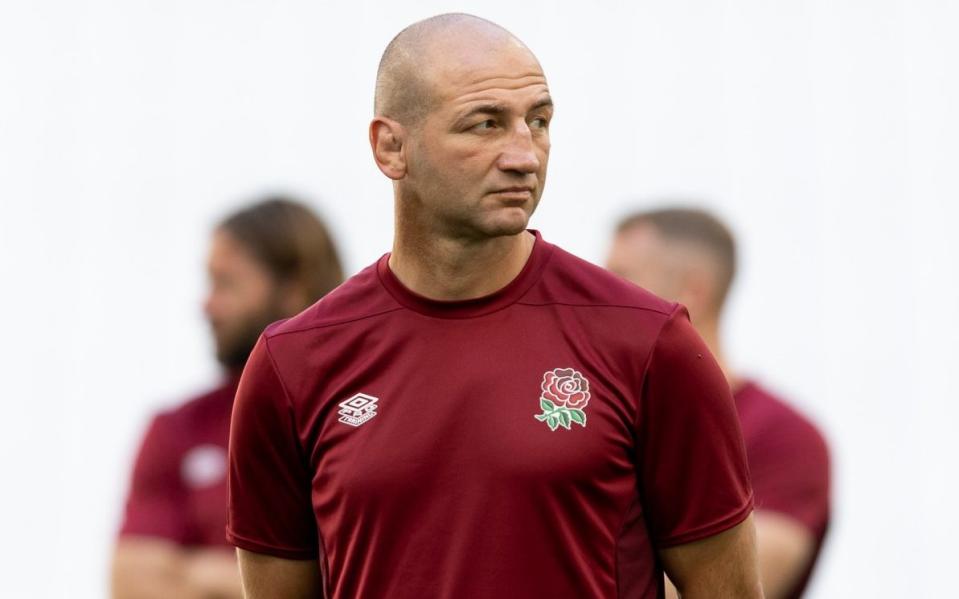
[112,198,343,599]
[607,207,830,599]
[227,14,763,599]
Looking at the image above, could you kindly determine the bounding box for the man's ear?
[369,117,407,180]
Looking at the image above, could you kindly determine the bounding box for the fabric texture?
[227,231,753,599]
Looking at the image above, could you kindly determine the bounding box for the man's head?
[607,207,737,325]
[370,14,552,240]
[204,197,344,370]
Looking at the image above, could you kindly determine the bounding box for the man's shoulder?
[736,380,829,457]
[264,258,401,342]
[526,241,675,316]
[130,384,233,471]
[149,381,236,433]
[736,380,831,537]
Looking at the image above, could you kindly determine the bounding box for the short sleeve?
[638,306,754,547]
[747,413,830,537]
[118,415,189,543]
[226,336,319,559]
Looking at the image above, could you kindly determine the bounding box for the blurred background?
[1,1,957,597]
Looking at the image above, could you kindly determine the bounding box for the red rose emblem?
[541,368,590,409]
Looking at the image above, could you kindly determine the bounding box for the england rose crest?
[534,367,590,431]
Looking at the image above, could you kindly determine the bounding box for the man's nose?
[497,124,541,174]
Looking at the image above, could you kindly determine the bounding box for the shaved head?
[374,13,534,125]
[369,13,551,243]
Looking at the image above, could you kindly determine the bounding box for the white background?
[1,1,956,597]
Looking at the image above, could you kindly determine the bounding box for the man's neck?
[389,225,535,301]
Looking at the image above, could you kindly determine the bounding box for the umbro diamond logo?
[338,393,379,427]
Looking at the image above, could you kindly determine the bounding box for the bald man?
[227,15,762,599]
[607,208,831,599]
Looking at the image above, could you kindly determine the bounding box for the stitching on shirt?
[262,338,295,412]
[515,300,674,316]
[261,339,314,471]
[388,298,519,320]
[613,495,639,599]
[634,303,683,434]
[265,306,408,339]
[629,303,683,553]
[262,337,329,578]
[654,491,755,548]
[226,528,318,558]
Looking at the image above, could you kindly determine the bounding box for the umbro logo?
[338,393,379,427]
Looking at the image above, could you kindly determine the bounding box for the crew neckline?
[376,230,554,319]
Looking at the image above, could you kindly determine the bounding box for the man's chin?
[215,345,253,372]
[212,311,289,371]
[214,332,262,371]
[478,208,533,237]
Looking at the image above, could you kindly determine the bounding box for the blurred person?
[607,206,830,599]
[226,14,761,599]
[111,198,344,599]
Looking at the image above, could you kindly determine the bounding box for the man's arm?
[741,404,830,598]
[752,511,815,598]
[115,413,242,599]
[638,308,757,597]
[227,337,323,594]
[236,549,320,599]
[111,537,243,599]
[664,511,812,599]
[659,514,763,599]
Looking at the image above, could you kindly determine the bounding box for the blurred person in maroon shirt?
[111,198,343,599]
[607,206,831,599]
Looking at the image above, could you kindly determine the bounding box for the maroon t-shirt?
[227,231,753,599]
[735,380,830,598]
[119,380,237,547]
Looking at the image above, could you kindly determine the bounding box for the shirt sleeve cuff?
[654,492,755,548]
[226,528,319,560]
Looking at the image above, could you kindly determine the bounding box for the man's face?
[403,39,552,239]
[606,224,686,302]
[203,229,284,370]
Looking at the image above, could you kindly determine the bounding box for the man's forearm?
[659,515,764,599]
[112,539,242,599]
[674,573,764,598]
[182,548,244,598]
[237,549,321,599]
[753,511,815,599]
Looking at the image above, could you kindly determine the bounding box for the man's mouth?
[491,186,535,200]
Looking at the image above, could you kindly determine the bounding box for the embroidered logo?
[534,368,590,431]
[338,393,379,427]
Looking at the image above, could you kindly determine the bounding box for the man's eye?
[473,119,497,131]
[531,116,549,129]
